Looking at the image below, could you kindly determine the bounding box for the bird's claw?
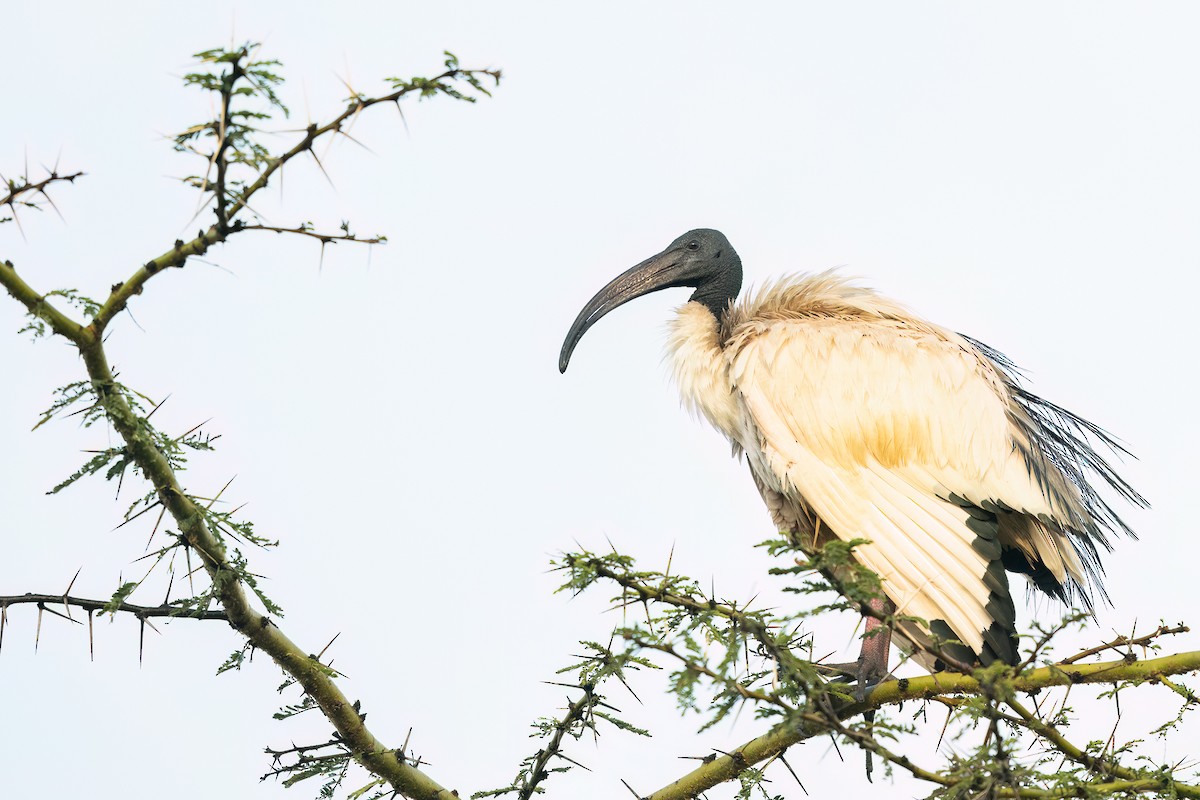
[816,660,893,702]
[854,659,894,703]
[813,660,860,681]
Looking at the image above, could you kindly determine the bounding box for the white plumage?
[561,230,1143,676]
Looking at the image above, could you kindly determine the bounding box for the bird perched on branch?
[559,228,1145,689]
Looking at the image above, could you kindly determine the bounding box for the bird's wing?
[727,316,1032,663]
[962,335,1147,603]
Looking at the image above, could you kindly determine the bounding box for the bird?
[558,228,1145,688]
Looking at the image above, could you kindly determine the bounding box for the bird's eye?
[687,240,700,251]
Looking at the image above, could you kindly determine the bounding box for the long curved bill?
[558,248,683,373]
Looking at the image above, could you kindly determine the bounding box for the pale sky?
[3,3,1198,798]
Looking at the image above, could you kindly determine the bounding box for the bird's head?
[558,228,742,373]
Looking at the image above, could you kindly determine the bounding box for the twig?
[517,688,597,800]
[1005,697,1129,780]
[1060,624,1189,665]
[0,593,227,620]
[567,554,810,678]
[623,633,786,707]
[240,224,385,246]
[90,62,497,333]
[1,169,84,211]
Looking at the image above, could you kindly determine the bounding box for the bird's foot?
[814,659,894,702]
[853,667,896,704]
[813,660,859,681]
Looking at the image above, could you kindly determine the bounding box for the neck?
[688,258,742,319]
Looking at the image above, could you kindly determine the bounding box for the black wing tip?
[981,620,1020,667]
[970,336,1146,596]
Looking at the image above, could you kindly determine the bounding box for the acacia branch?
[1005,697,1129,780]
[567,552,1200,798]
[91,228,226,332]
[262,736,355,785]
[918,693,1143,786]
[1,169,84,210]
[91,64,497,333]
[564,554,811,677]
[622,633,784,707]
[1060,623,1189,665]
[801,701,1195,800]
[241,224,386,246]
[68,337,454,799]
[644,650,1200,800]
[212,61,237,232]
[221,64,497,224]
[0,593,227,621]
[0,260,87,344]
[516,689,596,800]
[1,49,501,800]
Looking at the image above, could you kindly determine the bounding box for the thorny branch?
[1,169,84,218]
[515,689,597,800]
[626,635,782,706]
[0,43,498,800]
[211,53,236,233]
[240,222,386,247]
[0,260,86,342]
[263,736,357,788]
[0,593,227,621]
[473,640,654,799]
[560,552,813,679]
[796,700,1195,800]
[0,591,228,664]
[87,48,498,333]
[555,549,1200,800]
[635,643,1200,800]
[1060,623,1189,665]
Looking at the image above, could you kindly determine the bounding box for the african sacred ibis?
[559,229,1145,685]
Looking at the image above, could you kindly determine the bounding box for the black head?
[558,228,742,373]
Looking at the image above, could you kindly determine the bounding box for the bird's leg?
[857,595,895,783]
[812,596,895,693]
[856,594,895,701]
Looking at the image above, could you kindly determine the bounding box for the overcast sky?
[3,2,1198,798]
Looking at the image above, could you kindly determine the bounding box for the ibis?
[559,229,1144,686]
